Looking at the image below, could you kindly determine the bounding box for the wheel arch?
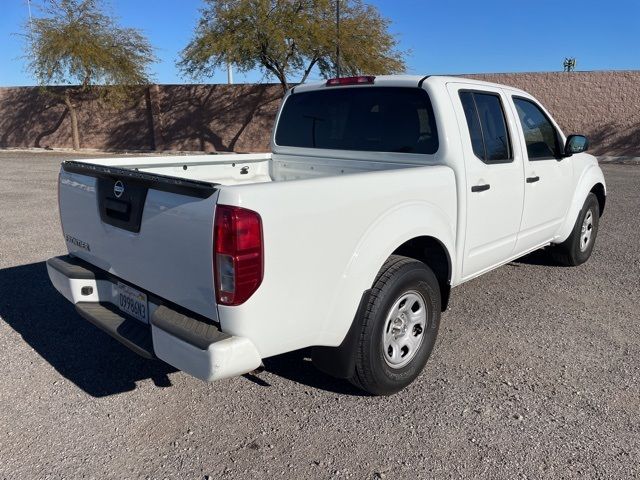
[392,236,452,311]
[590,182,606,216]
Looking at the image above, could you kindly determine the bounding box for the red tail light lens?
[214,205,263,306]
[326,76,375,86]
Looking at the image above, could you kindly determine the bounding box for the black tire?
[349,255,441,395]
[551,193,600,266]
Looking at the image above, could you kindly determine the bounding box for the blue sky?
[1,0,638,86]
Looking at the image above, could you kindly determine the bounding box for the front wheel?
[551,193,600,266]
[349,255,441,395]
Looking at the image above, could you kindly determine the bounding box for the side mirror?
[564,134,589,157]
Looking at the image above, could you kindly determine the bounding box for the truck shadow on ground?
[260,349,367,397]
[510,248,561,267]
[0,261,364,397]
[0,261,176,397]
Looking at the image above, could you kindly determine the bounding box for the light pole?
[27,0,40,83]
[336,0,341,78]
[27,0,34,38]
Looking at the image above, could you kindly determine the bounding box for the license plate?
[117,282,149,324]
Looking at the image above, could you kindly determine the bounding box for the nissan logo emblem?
[113,180,125,198]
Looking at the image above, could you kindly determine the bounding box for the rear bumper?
[46,255,262,381]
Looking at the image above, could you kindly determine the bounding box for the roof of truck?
[292,75,529,96]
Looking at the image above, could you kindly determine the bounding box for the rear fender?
[318,201,455,346]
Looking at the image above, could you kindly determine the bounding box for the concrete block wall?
[0,84,283,153]
[0,71,638,155]
[465,71,640,156]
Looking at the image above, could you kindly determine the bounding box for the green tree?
[179,0,407,93]
[24,0,156,150]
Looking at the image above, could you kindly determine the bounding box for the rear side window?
[459,92,485,160]
[275,87,438,154]
[459,91,512,163]
[513,97,560,159]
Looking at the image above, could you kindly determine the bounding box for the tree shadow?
[157,84,282,153]
[81,86,154,151]
[0,87,70,149]
[588,121,640,157]
[100,117,154,151]
[0,261,176,397]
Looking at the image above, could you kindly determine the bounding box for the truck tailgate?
[58,161,219,320]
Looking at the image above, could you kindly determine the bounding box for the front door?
[508,96,573,253]
[448,84,525,279]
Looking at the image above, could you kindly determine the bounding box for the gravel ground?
[0,150,639,480]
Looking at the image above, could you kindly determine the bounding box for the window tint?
[513,97,559,159]
[459,91,512,163]
[275,87,438,154]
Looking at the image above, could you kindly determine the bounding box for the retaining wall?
[0,71,638,155]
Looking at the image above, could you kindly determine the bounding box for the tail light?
[214,205,263,306]
[326,76,375,86]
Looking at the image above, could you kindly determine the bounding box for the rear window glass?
[275,87,439,154]
[459,91,485,160]
[459,91,512,163]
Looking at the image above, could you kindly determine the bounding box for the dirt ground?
[0,151,638,479]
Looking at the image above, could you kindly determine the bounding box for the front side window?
[459,91,512,163]
[513,97,560,159]
[275,87,438,154]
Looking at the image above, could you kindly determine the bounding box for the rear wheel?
[349,255,441,395]
[551,193,600,266]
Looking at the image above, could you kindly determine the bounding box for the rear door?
[58,162,220,320]
[507,96,573,252]
[448,84,525,278]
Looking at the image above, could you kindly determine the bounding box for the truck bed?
[57,152,456,348]
[80,152,439,185]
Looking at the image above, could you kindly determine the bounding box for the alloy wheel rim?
[382,290,427,369]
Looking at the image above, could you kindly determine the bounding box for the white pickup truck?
[48,75,606,395]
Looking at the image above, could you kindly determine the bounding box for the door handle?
[471,184,490,192]
[526,176,540,183]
